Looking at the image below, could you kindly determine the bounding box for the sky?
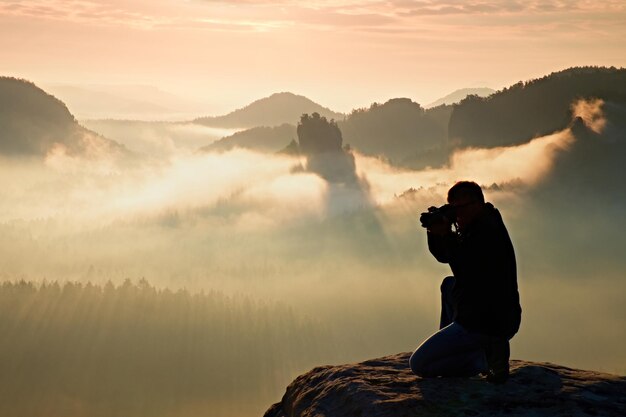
[1,0,626,114]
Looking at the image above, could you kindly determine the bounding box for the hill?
[448,66,626,149]
[196,67,625,171]
[0,77,129,158]
[426,87,495,108]
[197,98,453,169]
[338,98,450,168]
[201,123,297,153]
[194,92,343,129]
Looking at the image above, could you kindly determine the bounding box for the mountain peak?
[427,87,495,108]
[268,91,301,98]
[194,92,343,129]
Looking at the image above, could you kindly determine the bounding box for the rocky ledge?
[264,352,626,417]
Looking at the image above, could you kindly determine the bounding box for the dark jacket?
[428,203,521,338]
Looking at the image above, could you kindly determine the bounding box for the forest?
[449,66,626,148]
[0,280,335,417]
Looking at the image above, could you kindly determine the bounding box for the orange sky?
[1,0,625,113]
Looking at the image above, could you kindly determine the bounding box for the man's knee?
[409,349,433,378]
[441,276,455,294]
[409,351,424,376]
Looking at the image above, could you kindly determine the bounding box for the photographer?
[409,181,521,384]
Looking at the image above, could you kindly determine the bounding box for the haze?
[1,99,623,370]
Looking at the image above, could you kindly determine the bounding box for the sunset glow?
[2,0,625,113]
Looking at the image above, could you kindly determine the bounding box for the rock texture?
[264,352,626,417]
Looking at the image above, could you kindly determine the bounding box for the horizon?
[9,77,500,120]
[2,68,618,122]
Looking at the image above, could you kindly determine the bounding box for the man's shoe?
[486,368,509,384]
[485,340,510,384]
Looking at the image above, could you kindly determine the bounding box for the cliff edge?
[264,352,626,417]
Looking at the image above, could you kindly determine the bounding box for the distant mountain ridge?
[426,87,495,108]
[0,77,129,158]
[201,124,297,153]
[448,66,626,149]
[198,98,452,169]
[194,92,343,129]
[198,67,626,172]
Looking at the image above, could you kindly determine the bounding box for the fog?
[1,100,624,417]
[80,120,241,158]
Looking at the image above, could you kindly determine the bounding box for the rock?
[263,352,626,417]
[297,112,343,155]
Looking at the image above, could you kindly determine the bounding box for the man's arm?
[426,223,457,264]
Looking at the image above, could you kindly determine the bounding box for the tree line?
[0,279,335,417]
[448,66,626,149]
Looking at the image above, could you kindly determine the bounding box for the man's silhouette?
[409,181,521,383]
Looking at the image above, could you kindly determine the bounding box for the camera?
[419,204,457,228]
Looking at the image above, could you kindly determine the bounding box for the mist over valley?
[1,67,625,417]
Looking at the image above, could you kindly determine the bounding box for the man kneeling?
[409,181,521,384]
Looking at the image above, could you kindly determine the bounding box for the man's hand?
[427,219,452,236]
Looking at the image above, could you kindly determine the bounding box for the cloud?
[571,98,606,134]
[191,17,293,32]
[2,0,624,35]
[354,128,576,205]
[0,148,328,231]
[193,0,626,16]
[0,0,170,28]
